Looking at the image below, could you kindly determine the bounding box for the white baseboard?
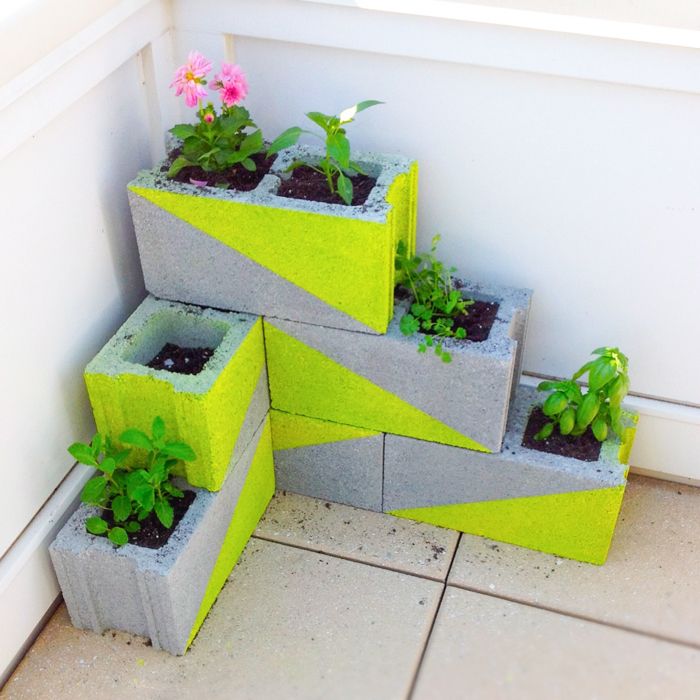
[0,464,90,688]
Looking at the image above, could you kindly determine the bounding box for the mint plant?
[395,235,473,363]
[68,417,196,547]
[267,100,383,205]
[535,347,630,442]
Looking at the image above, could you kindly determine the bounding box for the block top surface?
[128,145,416,224]
[85,295,258,394]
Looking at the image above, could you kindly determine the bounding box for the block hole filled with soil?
[521,407,603,462]
[123,309,228,376]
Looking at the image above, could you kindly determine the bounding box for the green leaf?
[125,521,141,533]
[543,392,568,417]
[112,448,131,466]
[126,470,148,499]
[132,484,155,512]
[239,129,263,158]
[154,499,175,529]
[163,482,185,498]
[588,359,617,392]
[607,375,629,406]
[81,476,107,504]
[111,495,131,522]
[167,155,194,178]
[98,456,115,476]
[327,132,350,169]
[400,314,420,337]
[68,442,97,467]
[338,100,383,124]
[349,160,367,176]
[559,407,576,435]
[241,157,256,171]
[85,516,109,535]
[336,172,353,205]
[305,111,332,130]
[267,127,302,155]
[591,416,609,442]
[534,422,554,441]
[576,393,600,430]
[161,442,196,461]
[152,416,165,442]
[536,381,558,393]
[108,527,128,547]
[169,123,196,139]
[120,428,153,451]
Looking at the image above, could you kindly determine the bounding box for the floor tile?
[255,490,459,580]
[447,475,700,645]
[3,539,442,700]
[413,587,700,700]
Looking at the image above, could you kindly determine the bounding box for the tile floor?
[3,474,699,700]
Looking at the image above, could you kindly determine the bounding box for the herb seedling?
[68,417,196,546]
[167,52,264,180]
[535,347,630,442]
[395,235,473,363]
[266,100,383,205]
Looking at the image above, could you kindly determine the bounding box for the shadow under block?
[264,281,532,453]
[270,410,384,512]
[85,295,268,491]
[385,387,638,565]
[128,145,417,334]
[50,416,274,655]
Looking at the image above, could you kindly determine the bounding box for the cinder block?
[50,415,275,655]
[264,281,532,453]
[85,295,268,491]
[384,386,638,565]
[270,410,384,512]
[128,145,417,334]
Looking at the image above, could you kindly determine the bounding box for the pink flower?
[170,51,212,108]
[212,63,248,107]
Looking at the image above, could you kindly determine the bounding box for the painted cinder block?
[85,295,268,491]
[264,281,532,453]
[127,145,418,334]
[50,416,275,655]
[384,386,638,565]
[270,410,384,512]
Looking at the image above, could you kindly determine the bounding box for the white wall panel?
[0,55,151,557]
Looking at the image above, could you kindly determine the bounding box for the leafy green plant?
[167,104,264,178]
[68,417,196,547]
[535,347,630,442]
[395,235,473,363]
[266,100,383,205]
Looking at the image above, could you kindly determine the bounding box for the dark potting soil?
[164,151,274,191]
[146,343,214,375]
[452,300,499,342]
[276,166,376,205]
[521,407,602,462]
[102,490,196,550]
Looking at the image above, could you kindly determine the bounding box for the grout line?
[447,581,700,652]
[406,533,462,699]
[251,534,447,583]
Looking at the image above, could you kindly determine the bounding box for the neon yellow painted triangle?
[390,486,626,565]
[270,410,380,451]
[264,322,488,452]
[130,186,389,332]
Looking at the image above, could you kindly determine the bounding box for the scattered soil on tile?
[164,151,274,191]
[521,407,602,461]
[146,343,214,375]
[276,166,376,205]
[101,490,196,549]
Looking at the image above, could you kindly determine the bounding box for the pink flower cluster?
[170,51,248,109]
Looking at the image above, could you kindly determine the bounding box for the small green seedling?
[267,99,383,205]
[535,347,630,442]
[395,235,473,363]
[68,417,196,546]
